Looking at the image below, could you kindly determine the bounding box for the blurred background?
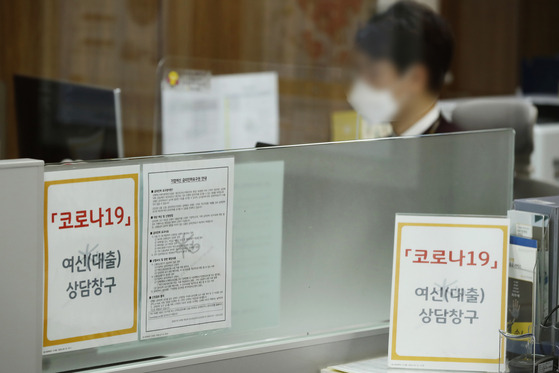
[0,0,558,163]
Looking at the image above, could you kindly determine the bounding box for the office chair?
[450,98,558,199]
[513,176,559,199]
[451,98,537,178]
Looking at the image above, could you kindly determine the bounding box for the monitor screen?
[13,75,123,163]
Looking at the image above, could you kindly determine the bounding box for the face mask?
[347,79,399,125]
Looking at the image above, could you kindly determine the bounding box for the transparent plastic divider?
[43,130,514,372]
[153,57,355,155]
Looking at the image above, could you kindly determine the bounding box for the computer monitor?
[13,75,123,163]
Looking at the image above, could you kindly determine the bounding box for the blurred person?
[348,0,460,136]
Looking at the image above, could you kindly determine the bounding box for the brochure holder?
[499,331,536,373]
[499,254,537,373]
[500,211,554,373]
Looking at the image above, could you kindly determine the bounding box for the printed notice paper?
[162,71,279,154]
[43,166,139,354]
[508,236,538,335]
[141,158,234,339]
[389,215,509,372]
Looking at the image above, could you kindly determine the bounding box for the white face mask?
[347,79,399,125]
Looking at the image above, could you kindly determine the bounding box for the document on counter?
[43,166,139,354]
[323,356,469,373]
[323,356,401,373]
[141,158,234,339]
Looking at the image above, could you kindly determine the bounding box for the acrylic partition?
[153,57,356,156]
[37,130,515,373]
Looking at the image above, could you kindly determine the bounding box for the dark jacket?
[424,115,462,134]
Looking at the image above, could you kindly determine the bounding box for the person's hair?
[355,0,454,93]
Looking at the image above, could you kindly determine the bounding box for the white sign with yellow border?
[43,166,139,354]
[389,214,509,372]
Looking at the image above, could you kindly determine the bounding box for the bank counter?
[0,130,514,372]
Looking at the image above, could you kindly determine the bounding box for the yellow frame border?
[391,222,508,364]
[43,174,139,347]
